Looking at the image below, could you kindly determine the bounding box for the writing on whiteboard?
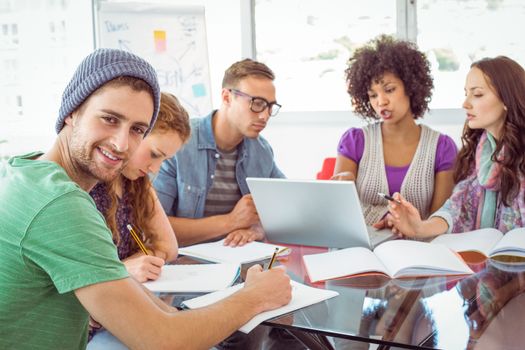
[96,3,212,117]
[104,21,129,33]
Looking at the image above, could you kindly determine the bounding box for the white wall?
[262,110,465,179]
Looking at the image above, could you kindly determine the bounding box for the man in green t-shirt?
[0,49,292,350]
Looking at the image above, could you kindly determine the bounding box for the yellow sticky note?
[154,30,167,52]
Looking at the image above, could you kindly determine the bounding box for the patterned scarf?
[475,132,499,228]
[447,131,525,233]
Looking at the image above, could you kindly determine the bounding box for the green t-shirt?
[0,152,129,349]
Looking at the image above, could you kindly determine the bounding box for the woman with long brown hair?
[90,92,191,281]
[387,56,525,238]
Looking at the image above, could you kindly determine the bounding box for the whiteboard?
[94,2,212,117]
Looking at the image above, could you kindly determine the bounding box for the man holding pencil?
[0,48,292,350]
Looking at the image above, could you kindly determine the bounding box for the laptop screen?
[247,178,375,249]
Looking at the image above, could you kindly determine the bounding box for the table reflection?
[264,244,525,350]
[456,261,525,349]
[170,246,525,350]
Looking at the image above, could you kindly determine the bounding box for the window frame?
[242,0,464,126]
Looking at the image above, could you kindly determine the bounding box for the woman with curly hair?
[90,92,191,282]
[333,35,457,227]
[388,56,525,238]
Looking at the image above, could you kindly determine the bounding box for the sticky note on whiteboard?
[192,83,206,97]
[154,30,167,52]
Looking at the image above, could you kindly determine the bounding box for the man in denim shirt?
[153,59,285,247]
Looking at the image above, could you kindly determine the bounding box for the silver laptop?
[246,178,394,249]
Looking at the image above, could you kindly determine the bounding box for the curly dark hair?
[454,56,525,206]
[345,35,433,120]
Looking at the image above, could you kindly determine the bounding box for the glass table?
[90,244,525,349]
[246,243,525,350]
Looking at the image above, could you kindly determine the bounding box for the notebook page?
[142,264,240,293]
[431,228,503,257]
[178,239,290,264]
[303,247,389,282]
[374,240,473,277]
[491,227,525,257]
[182,281,339,333]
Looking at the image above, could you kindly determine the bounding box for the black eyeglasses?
[229,89,282,117]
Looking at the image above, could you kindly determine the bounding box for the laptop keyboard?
[366,227,395,248]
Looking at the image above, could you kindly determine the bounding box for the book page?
[303,247,390,282]
[182,281,339,333]
[374,240,473,278]
[430,228,503,257]
[142,264,240,293]
[178,240,290,264]
[490,227,525,258]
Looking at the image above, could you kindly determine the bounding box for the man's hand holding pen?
[267,247,290,270]
[242,264,292,313]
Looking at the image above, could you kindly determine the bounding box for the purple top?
[337,127,457,194]
[90,181,134,260]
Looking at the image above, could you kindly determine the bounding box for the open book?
[142,264,240,293]
[182,281,339,333]
[431,227,525,263]
[303,240,473,283]
[178,239,290,264]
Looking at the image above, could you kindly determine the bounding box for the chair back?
[316,157,336,180]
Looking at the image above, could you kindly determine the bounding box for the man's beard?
[69,136,125,184]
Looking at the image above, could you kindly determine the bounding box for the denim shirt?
[153,111,285,218]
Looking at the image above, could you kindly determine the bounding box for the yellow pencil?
[276,247,290,255]
[267,247,279,270]
[267,247,289,269]
[126,224,149,255]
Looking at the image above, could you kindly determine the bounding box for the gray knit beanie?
[56,48,160,135]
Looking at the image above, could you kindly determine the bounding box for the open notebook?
[303,240,473,283]
[178,239,290,264]
[142,264,240,293]
[182,281,339,333]
[431,227,525,263]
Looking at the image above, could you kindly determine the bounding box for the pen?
[267,247,289,270]
[127,224,149,256]
[377,192,401,204]
[267,248,279,270]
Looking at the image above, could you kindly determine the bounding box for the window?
[254,0,525,112]
[0,0,93,161]
[0,0,241,160]
[417,0,525,109]
[255,0,397,112]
